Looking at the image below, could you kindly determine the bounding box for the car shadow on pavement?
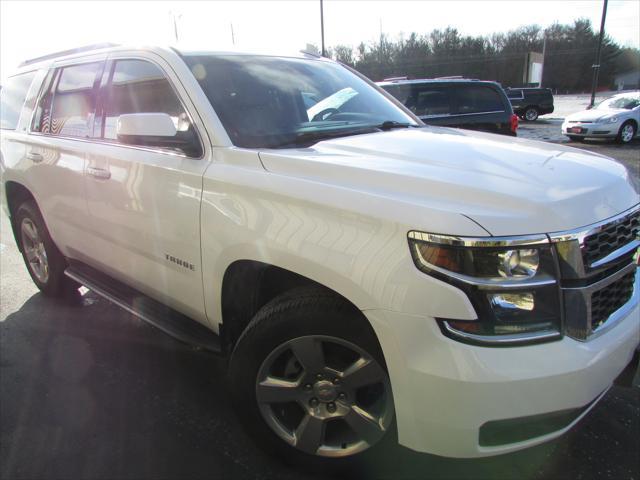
[1,292,637,480]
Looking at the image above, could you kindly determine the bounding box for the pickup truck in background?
[505,87,555,121]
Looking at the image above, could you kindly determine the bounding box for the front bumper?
[562,121,619,138]
[364,277,639,458]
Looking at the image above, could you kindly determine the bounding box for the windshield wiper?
[272,126,380,148]
[375,121,418,130]
[270,121,419,148]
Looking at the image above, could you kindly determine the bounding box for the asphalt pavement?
[1,135,639,479]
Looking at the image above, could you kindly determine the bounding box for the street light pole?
[320,0,326,56]
[589,0,608,108]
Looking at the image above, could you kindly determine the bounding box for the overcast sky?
[1,0,638,81]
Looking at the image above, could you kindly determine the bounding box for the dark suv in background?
[505,87,554,121]
[378,78,517,136]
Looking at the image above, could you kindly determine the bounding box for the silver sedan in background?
[562,91,640,144]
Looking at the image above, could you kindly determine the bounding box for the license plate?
[568,126,584,134]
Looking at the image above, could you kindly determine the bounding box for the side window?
[101,59,201,157]
[32,69,57,133]
[409,86,452,117]
[32,62,102,137]
[455,86,505,114]
[505,89,523,100]
[383,84,411,105]
[0,71,36,130]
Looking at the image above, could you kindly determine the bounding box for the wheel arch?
[621,118,638,130]
[4,181,39,252]
[219,259,383,355]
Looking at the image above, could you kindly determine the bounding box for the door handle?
[26,152,43,163]
[87,167,111,180]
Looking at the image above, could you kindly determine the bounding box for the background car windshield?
[597,95,640,110]
[184,55,417,148]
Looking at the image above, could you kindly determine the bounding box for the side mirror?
[117,113,177,138]
[115,112,201,157]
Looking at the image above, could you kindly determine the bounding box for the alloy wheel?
[20,217,49,283]
[255,335,394,457]
[620,124,635,143]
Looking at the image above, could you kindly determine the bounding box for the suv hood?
[258,127,638,236]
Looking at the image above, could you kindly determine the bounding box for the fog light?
[489,292,535,314]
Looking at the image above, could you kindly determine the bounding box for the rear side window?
[455,86,505,114]
[505,89,523,100]
[382,84,411,104]
[100,59,201,157]
[0,71,36,130]
[32,62,102,137]
[411,86,452,117]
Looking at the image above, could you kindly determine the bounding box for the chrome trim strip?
[420,109,506,120]
[27,132,199,159]
[563,261,637,296]
[408,231,549,247]
[442,321,561,346]
[590,239,640,269]
[548,203,640,244]
[412,246,556,289]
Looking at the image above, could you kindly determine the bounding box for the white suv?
[1,44,638,464]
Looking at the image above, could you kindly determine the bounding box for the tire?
[15,200,77,296]
[524,106,539,122]
[228,287,395,469]
[616,121,636,144]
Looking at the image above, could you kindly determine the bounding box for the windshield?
[596,95,640,110]
[184,54,418,148]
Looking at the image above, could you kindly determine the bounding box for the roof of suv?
[15,43,327,74]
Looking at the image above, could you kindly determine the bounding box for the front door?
[82,56,210,323]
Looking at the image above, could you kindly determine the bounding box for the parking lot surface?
[1,131,639,479]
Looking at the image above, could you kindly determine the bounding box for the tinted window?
[411,87,452,117]
[382,84,412,104]
[185,55,417,149]
[0,71,36,130]
[505,89,523,99]
[101,59,200,157]
[456,86,505,114]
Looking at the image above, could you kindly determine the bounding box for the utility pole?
[539,35,546,88]
[320,0,326,56]
[589,0,608,108]
[170,12,182,43]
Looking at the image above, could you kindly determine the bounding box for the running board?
[64,262,222,353]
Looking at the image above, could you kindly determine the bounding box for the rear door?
[450,84,510,134]
[82,54,210,323]
[22,59,105,257]
[410,84,455,127]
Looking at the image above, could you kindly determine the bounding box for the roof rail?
[434,75,468,80]
[19,43,119,67]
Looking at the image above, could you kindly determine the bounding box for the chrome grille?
[551,204,640,341]
[591,271,636,331]
[583,209,640,267]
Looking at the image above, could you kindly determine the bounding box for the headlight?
[608,116,618,123]
[408,231,562,346]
